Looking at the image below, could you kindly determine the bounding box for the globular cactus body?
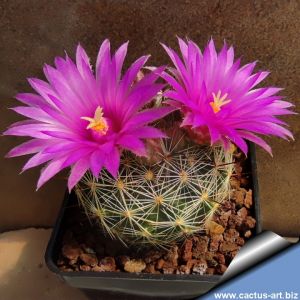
[76,137,233,247]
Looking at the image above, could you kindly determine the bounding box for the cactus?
[75,131,233,247]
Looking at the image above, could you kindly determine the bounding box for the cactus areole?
[4,39,294,248]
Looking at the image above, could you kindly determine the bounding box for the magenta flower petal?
[22,152,55,172]
[27,78,62,110]
[133,66,166,89]
[68,158,90,191]
[90,150,105,178]
[117,55,150,101]
[76,43,92,78]
[113,41,129,80]
[117,135,147,157]
[5,40,172,189]
[5,139,46,158]
[10,106,53,123]
[37,158,66,190]
[122,106,175,132]
[4,124,55,139]
[60,147,95,169]
[238,131,272,156]
[104,147,120,178]
[162,38,295,154]
[127,126,167,139]
[125,83,165,117]
[15,93,46,107]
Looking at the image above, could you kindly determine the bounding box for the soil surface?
[58,153,256,275]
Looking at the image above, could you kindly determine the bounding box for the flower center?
[81,106,109,135]
[210,90,231,113]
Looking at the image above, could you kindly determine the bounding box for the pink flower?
[161,38,295,155]
[4,40,173,191]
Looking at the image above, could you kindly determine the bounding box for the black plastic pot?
[45,143,261,300]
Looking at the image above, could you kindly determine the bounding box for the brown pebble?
[227,249,240,260]
[209,234,223,252]
[99,257,116,272]
[208,221,225,235]
[79,253,98,267]
[206,257,218,268]
[80,264,91,271]
[244,216,256,229]
[219,241,239,253]
[240,177,250,187]
[217,264,227,274]
[182,239,193,262]
[176,259,197,274]
[161,260,175,269]
[177,265,191,274]
[234,163,243,177]
[233,189,245,206]
[69,259,78,266]
[222,200,236,211]
[193,236,209,257]
[91,265,104,272]
[237,207,248,219]
[144,250,162,264]
[244,230,252,238]
[224,229,239,242]
[219,210,232,227]
[117,255,130,267]
[206,268,215,275]
[124,259,146,273]
[184,258,197,274]
[62,243,82,261]
[230,177,240,189]
[164,245,179,267]
[163,267,175,274]
[156,258,165,270]
[228,214,243,229]
[236,237,245,246]
[143,264,157,274]
[205,252,218,267]
[192,259,208,275]
[215,253,226,265]
[204,252,213,261]
[244,189,253,208]
[74,265,80,271]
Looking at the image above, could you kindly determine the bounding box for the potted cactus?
[4,38,294,299]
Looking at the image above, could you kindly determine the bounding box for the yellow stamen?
[210,90,231,113]
[81,106,109,135]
